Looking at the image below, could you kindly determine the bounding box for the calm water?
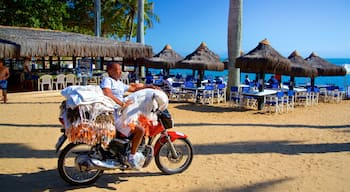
[149,58,350,89]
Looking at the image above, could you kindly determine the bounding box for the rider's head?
[107,62,122,80]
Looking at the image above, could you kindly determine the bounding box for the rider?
[100,62,158,169]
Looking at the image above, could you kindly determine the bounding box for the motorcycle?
[55,106,194,186]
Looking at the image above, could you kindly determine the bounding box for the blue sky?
[144,0,350,59]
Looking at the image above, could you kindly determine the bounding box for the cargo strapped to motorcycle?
[59,86,117,147]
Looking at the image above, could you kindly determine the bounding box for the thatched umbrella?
[176,42,224,83]
[288,50,318,78]
[143,44,183,76]
[287,50,318,89]
[304,52,346,89]
[0,25,153,59]
[305,52,346,76]
[236,39,292,91]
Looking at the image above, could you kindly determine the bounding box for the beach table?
[182,86,205,103]
[242,89,277,110]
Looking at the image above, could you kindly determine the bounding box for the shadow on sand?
[0,168,162,192]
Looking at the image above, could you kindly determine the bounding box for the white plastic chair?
[229,86,241,107]
[198,85,215,104]
[65,74,77,86]
[54,74,66,90]
[265,91,285,113]
[121,72,129,84]
[37,74,53,91]
[215,84,226,104]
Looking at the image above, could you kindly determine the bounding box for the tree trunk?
[227,0,242,98]
[137,0,145,79]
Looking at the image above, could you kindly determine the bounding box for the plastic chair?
[286,90,295,112]
[37,74,53,91]
[65,74,77,86]
[54,74,66,90]
[214,84,226,104]
[295,88,311,106]
[229,86,240,107]
[145,75,154,84]
[183,81,197,102]
[168,82,186,101]
[265,91,285,113]
[241,87,257,109]
[121,72,129,84]
[198,85,215,104]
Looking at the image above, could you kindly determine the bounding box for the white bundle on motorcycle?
[115,88,169,137]
[60,85,116,147]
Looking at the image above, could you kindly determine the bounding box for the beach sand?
[0,91,349,192]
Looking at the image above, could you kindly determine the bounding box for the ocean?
[148,58,350,89]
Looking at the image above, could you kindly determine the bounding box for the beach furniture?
[265,91,285,113]
[229,86,241,107]
[214,83,227,104]
[54,74,66,90]
[37,74,53,91]
[197,85,215,104]
[65,74,77,86]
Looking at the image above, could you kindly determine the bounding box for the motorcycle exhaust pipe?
[90,159,120,170]
[75,155,120,171]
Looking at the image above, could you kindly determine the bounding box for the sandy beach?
[0,90,349,192]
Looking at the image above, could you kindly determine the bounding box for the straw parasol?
[176,42,224,71]
[143,44,183,71]
[305,52,346,76]
[236,39,292,75]
[176,42,224,81]
[0,25,153,59]
[288,50,318,78]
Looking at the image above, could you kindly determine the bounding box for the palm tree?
[227,0,242,98]
[105,0,159,41]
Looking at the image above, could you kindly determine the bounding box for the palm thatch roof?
[143,44,183,69]
[235,39,292,75]
[288,50,318,78]
[305,52,346,76]
[0,25,153,59]
[176,42,224,71]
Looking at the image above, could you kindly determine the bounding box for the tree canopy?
[0,0,159,41]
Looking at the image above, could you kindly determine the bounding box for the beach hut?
[236,39,292,91]
[176,42,224,83]
[143,44,183,76]
[0,25,152,60]
[287,50,318,89]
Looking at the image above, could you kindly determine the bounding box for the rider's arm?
[102,88,125,107]
[128,83,158,92]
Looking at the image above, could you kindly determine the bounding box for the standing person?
[100,62,158,170]
[0,59,10,103]
[244,75,251,85]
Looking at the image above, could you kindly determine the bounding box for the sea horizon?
[148,58,350,89]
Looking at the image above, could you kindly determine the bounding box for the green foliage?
[0,0,159,40]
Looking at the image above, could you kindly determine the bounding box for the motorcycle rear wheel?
[155,138,193,175]
[58,143,104,185]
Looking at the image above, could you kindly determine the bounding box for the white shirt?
[100,76,129,102]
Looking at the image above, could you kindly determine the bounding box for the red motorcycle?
[55,107,193,185]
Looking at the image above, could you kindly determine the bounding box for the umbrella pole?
[311,78,315,91]
[257,72,265,110]
[289,76,295,90]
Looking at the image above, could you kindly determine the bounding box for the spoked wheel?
[58,143,104,185]
[155,138,193,175]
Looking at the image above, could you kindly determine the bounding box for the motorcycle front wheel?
[155,138,193,175]
[58,143,104,185]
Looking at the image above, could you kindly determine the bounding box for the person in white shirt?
[100,62,158,169]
